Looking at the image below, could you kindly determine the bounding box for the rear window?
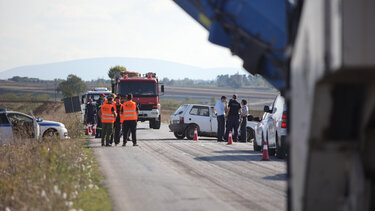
[173,105,188,115]
[0,113,10,124]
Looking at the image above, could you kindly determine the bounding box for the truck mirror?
[161,85,165,93]
[264,105,271,113]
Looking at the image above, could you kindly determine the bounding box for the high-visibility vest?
[101,103,115,123]
[120,101,138,122]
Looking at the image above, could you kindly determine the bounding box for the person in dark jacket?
[113,96,122,146]
[95,94,106,138]
[225,94,242,142]
[85,99,96,125]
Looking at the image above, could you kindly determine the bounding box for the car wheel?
[185,125,197,140]
[276,135,287,159]
[174,131,185,139]
[43,129,59,139]
[246,128,255,142]
[253,135,261,151]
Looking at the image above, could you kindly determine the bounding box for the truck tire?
[149,119,155,128]
[276,136,287,159]
[253,135,261,151]
[174,131,185,139]
[153,115,161,129]
[246,127,255,142]
[185,125,197,140]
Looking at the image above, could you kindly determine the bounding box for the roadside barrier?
[262,141,270,161]
[193,128,198,141]
[227,131,233,145]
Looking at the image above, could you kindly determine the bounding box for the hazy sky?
[0,0,243,74]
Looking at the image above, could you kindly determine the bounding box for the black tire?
[174,131,185,139]
[253,135,261,151]
[149,119,155,128]
[246,128,255,142]
[185,125,197,140]
[153,115,161,129]
[276,136,287,159]
[43,129,59,140]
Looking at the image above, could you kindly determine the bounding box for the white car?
[169,104,256,141]
[253,94,288,158]
[0,108,69,144]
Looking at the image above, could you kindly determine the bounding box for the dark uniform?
[225,98,241,142]
[113,102,122,145]
[95,97,104,138]
[85,101,96,125]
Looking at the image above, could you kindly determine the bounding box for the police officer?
[100,97,116,146]
[113,96,122,146]
[214,96,227,142]
[120,94,139,146]
[225,94,242,142]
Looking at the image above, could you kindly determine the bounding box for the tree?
[108,65,127,79]
[57,74,86,98]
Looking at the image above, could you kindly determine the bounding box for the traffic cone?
[92,124,96,135]
[227,131,233,144]
[262,141,270,161]
[85,124,90,135]
[193,128,198,141]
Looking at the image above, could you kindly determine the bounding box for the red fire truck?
[112,72,164,129]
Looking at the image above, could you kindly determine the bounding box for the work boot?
[122,143,126,147]
[133,142,138,146]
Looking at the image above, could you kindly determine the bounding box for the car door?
[7,112,36,139]
[186,105,211,132]
[209,106,218,133]
[0,112,13,143]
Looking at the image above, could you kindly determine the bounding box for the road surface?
[91,122,286,211]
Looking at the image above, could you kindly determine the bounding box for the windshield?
[87,94,110,102]
[173,104,188,115]
[119,81,157,97]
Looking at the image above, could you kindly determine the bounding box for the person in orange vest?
[120,94,139,146]
[99,97,117,146]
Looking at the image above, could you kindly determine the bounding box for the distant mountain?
[0,57,247,81]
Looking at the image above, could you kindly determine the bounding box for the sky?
[0,0,243,76]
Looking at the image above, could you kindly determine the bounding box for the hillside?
[0,57,246,81]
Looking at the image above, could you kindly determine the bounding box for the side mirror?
[161,85,165,93]
[264,105,271,113]
[37,118,43,122]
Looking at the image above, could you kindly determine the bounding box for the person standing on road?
[239,99,248,142]
[96,93,106,138]
[120,94,139,147]
[85,99,96,126]
[112,96,122,146]
[99,97,116,146]
[225,94,242,142]
[214,96,227,142]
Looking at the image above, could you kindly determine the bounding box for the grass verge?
[0,138,112,211]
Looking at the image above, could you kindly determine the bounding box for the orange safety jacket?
[101,103,115,123]
[120,101,138,123]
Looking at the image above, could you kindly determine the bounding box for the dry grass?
[0,102,112,211]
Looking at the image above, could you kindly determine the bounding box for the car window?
[173,104,188,115]
[7,113,33,123]
[189,106,209,117]
[0,113,9,124]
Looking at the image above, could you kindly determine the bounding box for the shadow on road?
[213,150,257,154]
[263,173,287,181]
[194,154,261,162]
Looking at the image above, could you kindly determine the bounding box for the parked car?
[253,94,288,158]
[169,104,256,141]
[0,108,69,144]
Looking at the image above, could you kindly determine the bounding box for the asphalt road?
[91,122,287,211]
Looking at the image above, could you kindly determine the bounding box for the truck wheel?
[246,127,255,142]
[149,119,155,128]
[253,135,261,151]
[276,136,287,159]
[153,115,161,129]
[174,131,185,139]
[185,125,197,140]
